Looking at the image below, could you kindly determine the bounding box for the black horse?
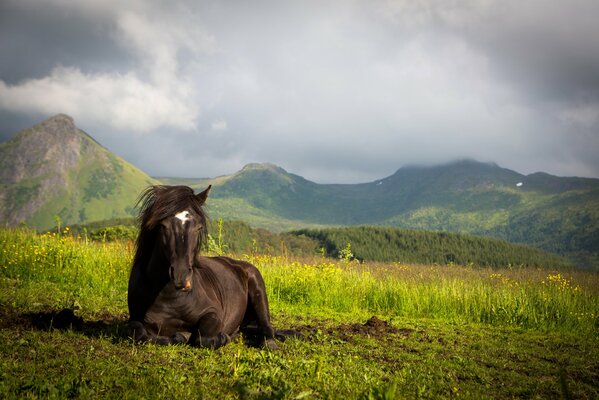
[127,185,282,349]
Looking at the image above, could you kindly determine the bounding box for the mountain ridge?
[2,115,598,268]
[189,160,599,267]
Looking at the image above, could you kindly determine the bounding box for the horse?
[127,185,285,349]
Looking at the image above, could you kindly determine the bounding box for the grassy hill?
[64,218,320,258]
[0,114,157,230]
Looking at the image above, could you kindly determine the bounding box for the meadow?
[0,227,598,399]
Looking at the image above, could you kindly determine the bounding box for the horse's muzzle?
[174,279,192,292]
[170,265,192,291]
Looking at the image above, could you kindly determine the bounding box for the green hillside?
[185,161,599,268]
[0,114,157,230]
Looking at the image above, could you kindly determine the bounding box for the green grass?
[2,316,597,399]
[0,228,598,399]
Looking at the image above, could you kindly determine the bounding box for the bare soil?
[297,315,414,342]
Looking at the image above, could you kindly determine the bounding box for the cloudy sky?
[1,0,598,183]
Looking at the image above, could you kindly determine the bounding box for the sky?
[1,0,598,183]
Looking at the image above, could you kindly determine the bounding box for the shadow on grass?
[23,308,130,343]
[2,307,411,348]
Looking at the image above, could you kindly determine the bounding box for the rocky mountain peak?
[0,114,84,184]
[0,114,156,229]
[40,113,76,131]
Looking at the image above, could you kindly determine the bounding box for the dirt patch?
[0,307,33,330]
[299,316,414,342]
[342,316,403,335]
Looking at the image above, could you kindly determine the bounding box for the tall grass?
[0,228,130,316]
[1,228,597,334]
[251,255,599,333]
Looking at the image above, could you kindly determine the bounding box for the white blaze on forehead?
[174,210,191,225]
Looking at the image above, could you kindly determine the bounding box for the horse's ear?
[196,185,211,205]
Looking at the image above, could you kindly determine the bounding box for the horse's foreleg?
[191,312,234,349]
[192,332,232,349]
[155,331,192,345]
[128,321,191,345]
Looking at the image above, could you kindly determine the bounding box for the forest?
[294,226,572,268]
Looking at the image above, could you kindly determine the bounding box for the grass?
[1,228,131,316]
[0,227,598,398]
[255,255,598,334]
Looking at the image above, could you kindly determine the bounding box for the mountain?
[0,114,157,230]
[2,116,598,267]
[174,161,599,268]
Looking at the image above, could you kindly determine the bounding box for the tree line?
[57,219,573,268]
[293,226,573,268]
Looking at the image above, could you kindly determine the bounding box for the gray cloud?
[0,1,133,83]
[1,0,598,183]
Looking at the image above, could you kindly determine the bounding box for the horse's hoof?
[173,332,191,344]
[264,338,279,350]
[128,321,148,342]
[156,336,172,345]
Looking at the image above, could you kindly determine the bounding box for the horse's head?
[136,185,211,292]
[159,186,211,291]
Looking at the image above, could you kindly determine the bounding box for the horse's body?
[127,185,278,348]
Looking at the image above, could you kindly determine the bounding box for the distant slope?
[177,161,599,268]
[168,163,331,231]
[189,161,532,227]
[60,218,320,257]
[0,114,157,230]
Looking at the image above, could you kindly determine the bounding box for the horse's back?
[197,256,253,281]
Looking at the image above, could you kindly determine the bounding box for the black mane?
[133,185,208,269]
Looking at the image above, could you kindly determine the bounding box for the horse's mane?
[133,185,208,269]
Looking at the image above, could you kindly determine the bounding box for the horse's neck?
[195,259,225,305]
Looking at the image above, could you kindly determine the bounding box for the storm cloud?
[1,0,598,182]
